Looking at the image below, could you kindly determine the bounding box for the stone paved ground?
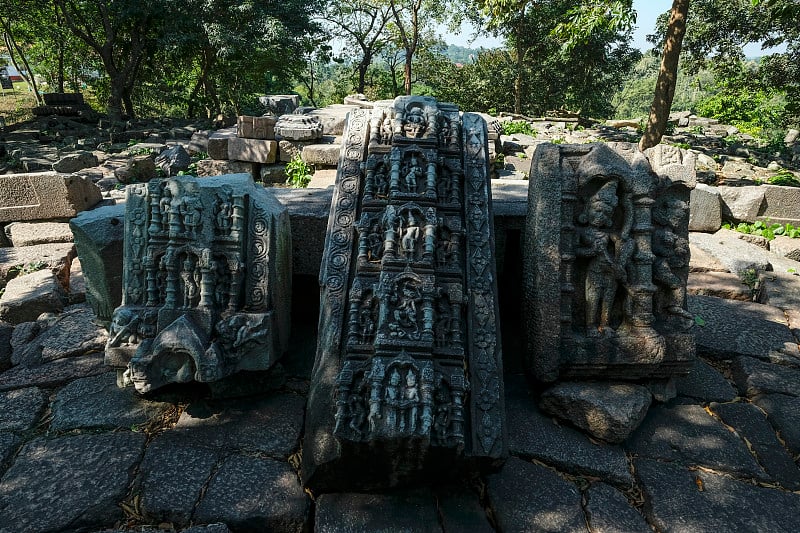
[0,231,799,533]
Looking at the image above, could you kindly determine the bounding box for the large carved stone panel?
[523,143,696,382]
[105,173,291,393]
[303,96,505,491]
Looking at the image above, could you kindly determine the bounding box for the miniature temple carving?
[303,96,505,490]
[105,173,291,393]
[523,142,696,382]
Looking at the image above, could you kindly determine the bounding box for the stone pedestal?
[105,173,291,393]
[275,115,323,141]
[523,143,696,382]
[303,96,505,491]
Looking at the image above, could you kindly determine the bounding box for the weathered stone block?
[301,143,340,166]
[0,171,101,222]
[0,269,66,324]
[70,203,126,323]
[237,115,277,139]
[258,94,300,115]
[719,185,765,222]
[769,235,800,261]
[275,115,323,141]
[106,174,291,393]
[303,97,505,491]
[227,137,277,163]
[155,144,191,177]
[5,221,73,247]
[52,151,98,173]
[689,183,722,232]
[115,154,156,183]
[195,159,252,177]
[278,139,311,162]
[524,143,696,382]
[207,127,237,160]
[760,184,800,225]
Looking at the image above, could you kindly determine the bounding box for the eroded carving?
[106,173,291,393]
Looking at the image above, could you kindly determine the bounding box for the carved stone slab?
[105,173,291,393]
[523,143,696,382]
[0,172,101,222]
[303,96,506,491]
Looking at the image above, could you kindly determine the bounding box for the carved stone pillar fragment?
[105,173,292,393]
[303,96,506,491]
[523,142,696,382]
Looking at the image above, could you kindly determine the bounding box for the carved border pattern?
[247,202,269,311]
[320,109,369,355]
[462,113,504,457]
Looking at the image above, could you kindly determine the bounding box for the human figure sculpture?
[575,181,630,337]
[653,197,693,320]
[404,155,422,193]
[108,309,141,347]
[367,223,384,261]
[381,117,393,144]
[359,299,376,343]
[215,195,233,235]
[391,281,421,339]
[400,213,421,259]
[159,187,172,231]
[403,106,426,138]
[404,371,419,432]
[181,257,199,307]
[385,369,402,430]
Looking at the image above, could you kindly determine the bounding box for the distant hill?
[443,45,483,65]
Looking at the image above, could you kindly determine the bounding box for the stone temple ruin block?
[105,174,291,393]
[0,172,102,223]
[523,143,696,382]
[275,115,323,142]
[303,96,506,491]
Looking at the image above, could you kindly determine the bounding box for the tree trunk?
[403,51,413,95]
[639,0,689,151]
[2,30,43,105]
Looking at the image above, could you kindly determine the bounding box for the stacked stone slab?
[0,172,101,222]
[105,173,291,393]
[303,96,506,490]
[524,143,697,382]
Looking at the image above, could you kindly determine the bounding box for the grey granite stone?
[674,358,738,403]
[0,387,46,431]
[539,382,652,443]
[315,490,440,533]
[718,184,765,221]
[193,454,308,531]
[139,433,220,526]
[172,392,305,457]
[0,321,11,372]
[585,482,651,533]
[687,270,756,301]
[731,355,800,397]
[635,457,800,533]
[689,230,773,277]
[0,242,74,289]
[626,404,764,479]
[506,376,633,486]
[0,269,65,324]
[487,457,586,533]
[51,372,171,431]
[689,184,722,232]
[0,432,146,533]
[753,393,800,458]
[0,353,108,391]
[12,305,107,366]
[4,221,74,247]
[69,202,126,323]
[0,172,101,223]
[688,296,797,360]
[710,401,800,489]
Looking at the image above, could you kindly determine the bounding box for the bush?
[285,155,313,188]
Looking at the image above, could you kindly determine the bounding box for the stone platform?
[0,177,799,531]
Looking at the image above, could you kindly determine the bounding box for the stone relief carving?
[105,174,291,393]
[303,96,505,491]
[523,142,696,382]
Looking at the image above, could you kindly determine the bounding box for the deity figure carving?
[524,142,696,383]
[304,97,505,491]
[106,174,291,393]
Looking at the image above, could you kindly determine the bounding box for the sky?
[449,0,784,56]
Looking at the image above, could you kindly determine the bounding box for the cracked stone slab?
[170,393,305,457]
[687,271,756,301]
[674,358,738,403]
[139,432,219,526]
[0,387,47,432]
[731,356,800,398]
[12,305,107,366]
[4,222,74,247]
[585,482,651,533]
[193,454,308,531]
[753,393,800,458]
[0,269,65,324]
[626,404,765,479]
[635,458,800,532]
[0,432,146,533]
[710,401,800,490]
[51,372,171,431]
[315,490,441,533]
[688,295,797,360]
[0,353,108,391]
[0,242,74,288]
[690,230,773,277]
[506,376,633,486]
[487,456,586,533]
